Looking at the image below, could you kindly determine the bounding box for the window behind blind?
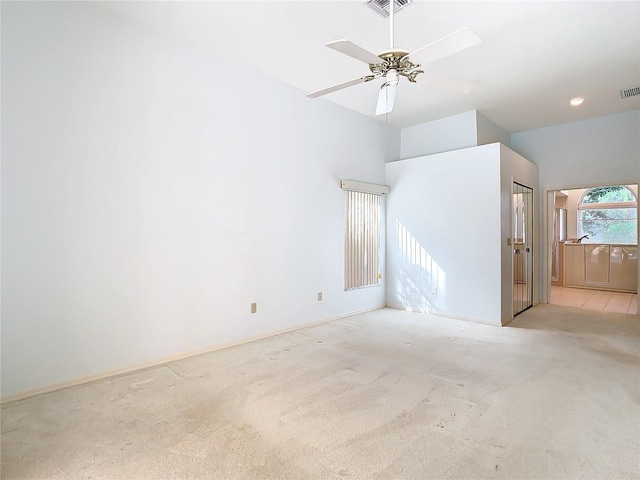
[345,190,381,290]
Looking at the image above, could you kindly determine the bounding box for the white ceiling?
[96,1,640,133]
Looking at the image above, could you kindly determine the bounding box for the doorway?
[513,182,534,316]
[546,184,639,315]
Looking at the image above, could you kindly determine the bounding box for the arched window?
[578,185,637,244]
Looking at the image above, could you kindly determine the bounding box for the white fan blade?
[375,84,397,116]
[421,72,477,94]
[326,39,382,65]
[306,77,368,98]
[407,27,481,65]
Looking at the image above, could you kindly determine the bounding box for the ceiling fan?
[306,1,482,115]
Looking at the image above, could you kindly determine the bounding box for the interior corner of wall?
[472,110,480,146]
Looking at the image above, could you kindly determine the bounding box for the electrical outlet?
[317,292,323,301]
[251,303,257,314]
[432,287,437,295]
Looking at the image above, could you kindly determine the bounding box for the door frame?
[542,182,640,312]
[512,180,535,317]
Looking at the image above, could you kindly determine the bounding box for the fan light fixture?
[570,97,584,106]
[386,69,399,86]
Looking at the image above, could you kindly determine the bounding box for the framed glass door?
[513,182,534,316]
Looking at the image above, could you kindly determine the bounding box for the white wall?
[400,111,478,159]
[385,144,502,324]
[510,111,640,190]
[565,188,585,240]
[1,2,400,397]
[399,110,511,160]
[477,113,510,147]
[499,145,539,324]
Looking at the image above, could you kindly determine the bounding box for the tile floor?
[550,286,638,314]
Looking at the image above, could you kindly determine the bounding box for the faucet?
[577,235,589,243]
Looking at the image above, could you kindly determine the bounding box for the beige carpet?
[2,305,639,479]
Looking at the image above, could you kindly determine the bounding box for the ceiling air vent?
[365,0,412,18]
[620,85,640,99]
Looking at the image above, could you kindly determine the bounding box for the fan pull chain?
[385,87,390,143]
[386,111,389,143]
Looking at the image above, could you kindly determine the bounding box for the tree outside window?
[578,186,637,244]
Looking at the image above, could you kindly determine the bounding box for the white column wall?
[385,144,502,324]
[399,111,478,159]
[477,113,511,147]
[1,2,397,397]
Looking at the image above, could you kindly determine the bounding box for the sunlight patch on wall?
[396,221,446,313]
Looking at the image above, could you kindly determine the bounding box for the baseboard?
[385,304,503,327]
[1,305,385,405]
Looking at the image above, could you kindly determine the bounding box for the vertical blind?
[345,191,381,290]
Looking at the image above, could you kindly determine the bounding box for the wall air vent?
[365,0,412,18]
[620,85,640,99]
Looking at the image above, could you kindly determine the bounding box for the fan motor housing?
[370,49,421,81]
[375,49,410,67]
[377,48,410,59]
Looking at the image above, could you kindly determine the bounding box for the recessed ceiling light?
[570,97,584,106]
